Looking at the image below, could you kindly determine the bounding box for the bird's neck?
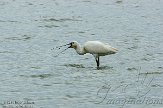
[75,44,85,55]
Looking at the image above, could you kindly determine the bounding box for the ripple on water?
[44,25,60,28]
[141,57,151,61]
[19,74,53,79]
[151,84,163,87]
[127,45,138,50]
[127,67,137,71]
[63,64,115,71]
[0,51,14,54]
[139,71,163,75]
[42,84,52,87]
[96,66,114,70]
[158,67,162,69]
[115,0,123,4]
[64,64,85,68]
[43,18,82,22]
[5,35,32,41]
[30,66,41,69]
[82,0,91,3]
[30,74,53,79]
[65,94,80,99]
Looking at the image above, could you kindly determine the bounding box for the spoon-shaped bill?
[56,43,71,49]
[51,43,71,50]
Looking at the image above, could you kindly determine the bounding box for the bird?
[56,41,118,69]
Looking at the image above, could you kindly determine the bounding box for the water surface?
[0,0,163,108]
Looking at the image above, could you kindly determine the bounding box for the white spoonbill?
[56,41,118,69]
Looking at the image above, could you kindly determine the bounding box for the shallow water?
[0,0,163,108]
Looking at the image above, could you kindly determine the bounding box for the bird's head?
[68,41,78,49]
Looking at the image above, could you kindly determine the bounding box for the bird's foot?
[97,66,100,70]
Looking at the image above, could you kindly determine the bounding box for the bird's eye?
[72,42,74,44]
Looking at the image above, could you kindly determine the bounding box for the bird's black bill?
[56,43,71,49]
[51,43,71,50]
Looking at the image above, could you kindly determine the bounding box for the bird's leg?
[93,54,100,69]
[95,56,100,69]
[97,56,100,69]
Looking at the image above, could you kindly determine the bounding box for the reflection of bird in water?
[55,41,118,69]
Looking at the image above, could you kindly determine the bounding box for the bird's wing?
[104,43,118,53]
[84,41,112,54]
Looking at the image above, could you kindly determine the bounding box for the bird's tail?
[110,47,118,54]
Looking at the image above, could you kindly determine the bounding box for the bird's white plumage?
[64,40,118,69]
[83,41,118,56]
